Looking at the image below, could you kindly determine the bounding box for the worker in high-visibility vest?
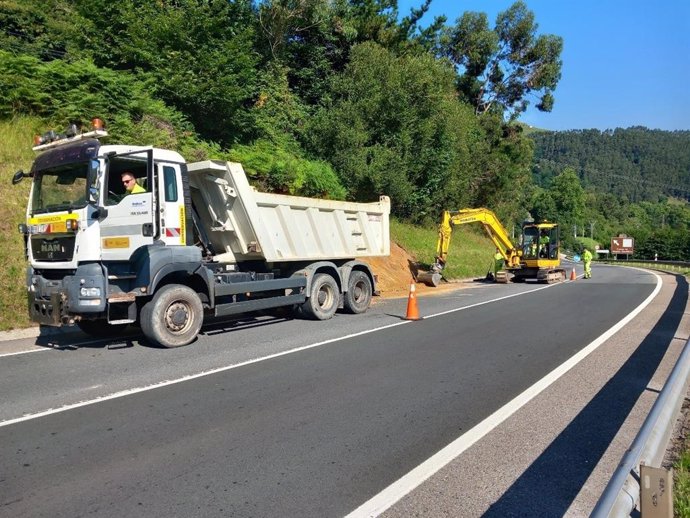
[121,171,145,194]
[583,248,593,279]
[539,231,550,258]
[494,248,504,279]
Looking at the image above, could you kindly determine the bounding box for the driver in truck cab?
[121,171,145,194]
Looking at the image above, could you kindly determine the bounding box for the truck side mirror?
[12,170,26,185]
[91,207,108,221]
[87,160,101,204]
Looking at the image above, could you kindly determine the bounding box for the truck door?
[156,162,187,246]
[99,150,155,262]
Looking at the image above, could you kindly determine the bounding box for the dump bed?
[187,161,390,263]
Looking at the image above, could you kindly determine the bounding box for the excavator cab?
[515,221,563,282]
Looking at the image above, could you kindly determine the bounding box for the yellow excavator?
[418,208,567,286]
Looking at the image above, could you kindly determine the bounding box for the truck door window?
[163,166,178,202]
[105,157,149,205]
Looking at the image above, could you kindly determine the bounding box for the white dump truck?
[13,121,390,347]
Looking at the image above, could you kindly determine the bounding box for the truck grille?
[31,235,76,262]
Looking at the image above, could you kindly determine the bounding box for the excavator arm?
[432,208,521,272]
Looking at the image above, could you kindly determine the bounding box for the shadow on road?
[484,274,688,517]
[31,311,295,351]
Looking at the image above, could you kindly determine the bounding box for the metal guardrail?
[591,336,690,517]
[598,258,690,272]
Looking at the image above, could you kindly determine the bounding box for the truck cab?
[18,127,196,328]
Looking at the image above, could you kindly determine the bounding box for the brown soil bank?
[361,242,468,299]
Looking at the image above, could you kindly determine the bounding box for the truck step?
[108,292,137,303]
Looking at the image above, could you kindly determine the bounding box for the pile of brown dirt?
[360,242,463,299]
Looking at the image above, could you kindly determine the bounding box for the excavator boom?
[433,208,520,271]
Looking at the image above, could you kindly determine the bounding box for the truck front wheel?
[343,270,372,314]
[140,284,203,348]
[301,273,339,320]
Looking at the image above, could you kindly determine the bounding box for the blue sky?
[397,0,690,131]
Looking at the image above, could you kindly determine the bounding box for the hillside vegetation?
[531,128,690,202]
[1,118,35,329]
[528,129,690,258]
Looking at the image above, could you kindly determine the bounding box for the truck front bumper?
[28,291,65,326]
[26,264,107,326]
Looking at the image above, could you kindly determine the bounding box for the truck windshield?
[31,163,89,215]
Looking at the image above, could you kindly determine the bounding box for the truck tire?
[77,319,128,338]
[301,273,339,320]
[343,270,372,314]
[140,284,203,348]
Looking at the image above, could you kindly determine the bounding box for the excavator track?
[538,268,567,284]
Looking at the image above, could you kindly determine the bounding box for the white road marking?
[0,277,562,358]
[424,282,554,319]
[0,347,50,358]
[0,320,407,428]
[0,282,557,360]
[0,335,103,358]
[345,270,662,517]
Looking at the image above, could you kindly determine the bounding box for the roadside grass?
[676,446,690,517]
[390,218,496,281]
[0,116,39,331]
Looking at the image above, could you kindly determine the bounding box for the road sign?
[611,237,634,254]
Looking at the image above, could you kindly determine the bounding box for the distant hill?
[529,127,690,202]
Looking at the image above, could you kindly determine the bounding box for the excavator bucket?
[495,270,511,283]
[418,271,442,287]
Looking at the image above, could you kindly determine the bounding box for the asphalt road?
[0,262,673,517]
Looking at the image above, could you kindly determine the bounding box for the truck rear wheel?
[140,284,203,348]
[301,273,339,320]
[343,270,372,314]
[77,319,128,339]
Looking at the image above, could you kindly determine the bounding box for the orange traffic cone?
[405,280,421,320]
[570,268,576,281]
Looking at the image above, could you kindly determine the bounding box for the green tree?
[441,1,562,120]
[530,187,557,223]
[306,42,483,220]
[531,128,690,203]
[470,119,534,223]
[549,168,585,226]
[0,0,87,61]
[253,0,443,109]
[0,50,213,157]
[62,0,260,146]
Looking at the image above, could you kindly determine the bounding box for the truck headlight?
[80,287,101,297]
